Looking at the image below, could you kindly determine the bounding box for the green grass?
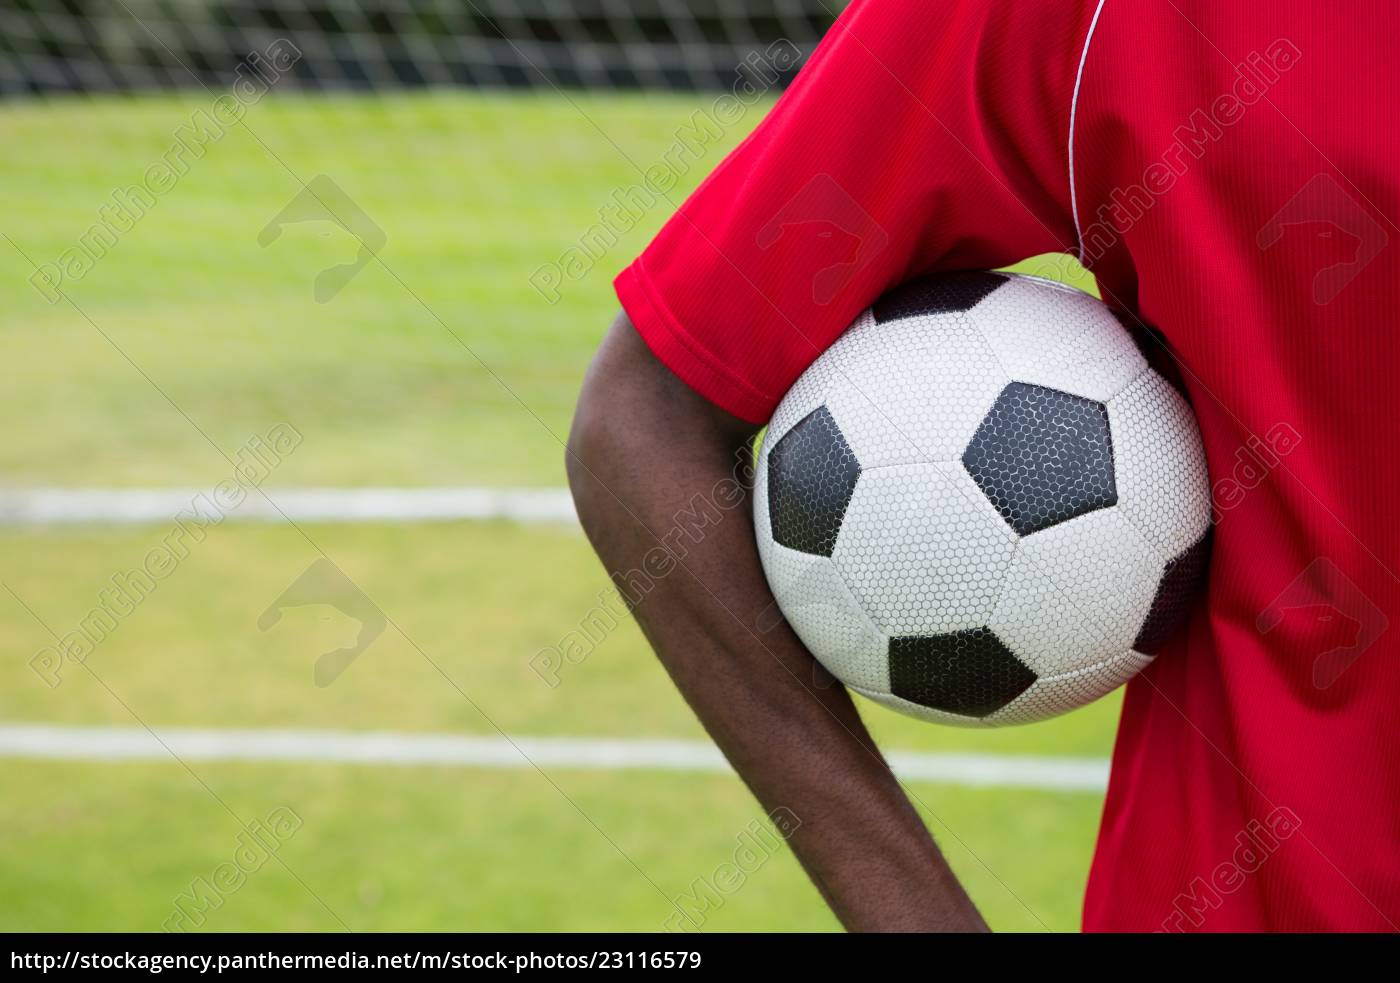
[0,91,1092,488]
[0,522,1116,932]
[0,91,761,487]
[0,760,1100,933]
[0,90,1109,932]
[0,522,1120,751]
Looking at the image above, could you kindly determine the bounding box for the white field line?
[0,487,578,525]
[0,723,1108,792]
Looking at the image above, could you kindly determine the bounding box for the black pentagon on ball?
[1134,528,1213,653]
[1116,310,1192,401]
[767,405,862,557]
[873,271,1008,323]
[962,382,1117,537]
[889,627,1036,718]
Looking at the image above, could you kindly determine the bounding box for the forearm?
[567,317,986,932]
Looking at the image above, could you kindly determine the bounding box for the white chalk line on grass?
[0,487,578,525]
[0,723,1108,792]
[0,490,1110,795]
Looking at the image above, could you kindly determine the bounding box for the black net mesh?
[0,0,844,95]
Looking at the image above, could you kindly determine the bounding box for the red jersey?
[617,0,1400,931]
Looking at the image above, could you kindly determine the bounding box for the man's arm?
[566,315,987,933]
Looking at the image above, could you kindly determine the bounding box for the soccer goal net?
[1,0,844,96]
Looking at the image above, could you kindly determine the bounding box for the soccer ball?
[753,272,1211,726]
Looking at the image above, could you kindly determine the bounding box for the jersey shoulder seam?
[1069,0,1110,262]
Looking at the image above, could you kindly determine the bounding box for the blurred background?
[1,0,1108,932]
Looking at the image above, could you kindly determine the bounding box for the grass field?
[0,90,1109,932]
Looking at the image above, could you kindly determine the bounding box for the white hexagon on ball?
[754,272,1211,726]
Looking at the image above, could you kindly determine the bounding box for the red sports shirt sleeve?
[616,0,1091,423]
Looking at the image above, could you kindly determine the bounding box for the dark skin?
[566,313,987,932]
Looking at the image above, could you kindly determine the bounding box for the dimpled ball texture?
[754,272,1211,726]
